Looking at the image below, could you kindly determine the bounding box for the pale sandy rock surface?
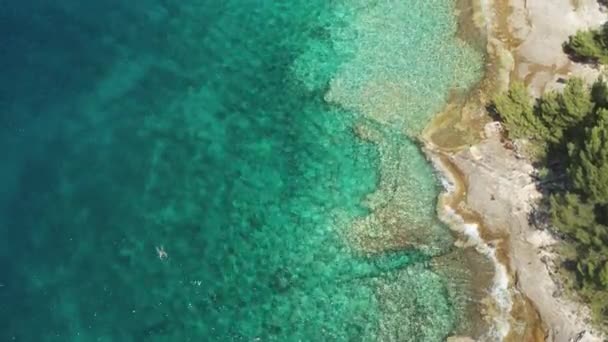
[457,0,608,340]
[450,128,603,342]
[429,0,608,339]
[446,336,476,342]
[507,0,605,96]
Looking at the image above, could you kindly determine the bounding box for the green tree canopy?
[560,78,593,125]
[493,76,608,327]
[493,82,550,141]
[569,109,608,204]
[550,193,596,243]
[538,78,593,142]
[565,26,608,64]
[591,78,608,108]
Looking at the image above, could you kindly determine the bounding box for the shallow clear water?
[0,1,481,341]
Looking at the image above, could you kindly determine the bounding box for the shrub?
[492,82,550,141]
[564,25,608,64]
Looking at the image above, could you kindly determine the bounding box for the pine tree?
[550,193,596,243]
[493,82,550,141]
[600,261,608,288]
[565,27,608,64]
[591,77,608,109]
[560,78,593,125]
[569,109,608,204]
[494,75,608,327]
[538,91,565,142]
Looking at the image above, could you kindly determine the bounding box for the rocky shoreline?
[426,0,607,341]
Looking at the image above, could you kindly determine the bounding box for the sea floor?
[0,1,483,341]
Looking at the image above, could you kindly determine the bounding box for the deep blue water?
[0,1,482,341]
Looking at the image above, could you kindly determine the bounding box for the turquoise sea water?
[0,1,481,341]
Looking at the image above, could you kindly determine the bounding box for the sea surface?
[0,1,481,341]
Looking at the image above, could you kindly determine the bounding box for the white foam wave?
[440,205,512,341]
[439,174,456,194]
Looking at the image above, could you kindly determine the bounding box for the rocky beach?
[426,0,607,340]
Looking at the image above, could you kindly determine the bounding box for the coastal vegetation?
[564,22,608,64]
[493,78,608,326]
